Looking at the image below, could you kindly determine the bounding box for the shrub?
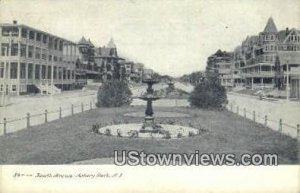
[96,80,132,107]
[188,74,226,109]
[163,131,171,139]
[104,128,112,136]
[188,131,196,137]
[177,133,182,138]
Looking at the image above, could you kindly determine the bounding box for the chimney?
[13,20,17,24]
[286,27,289,36]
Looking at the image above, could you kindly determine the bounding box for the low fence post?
[264,115,268,126]
[59,107,62,119]
[279,119,282,132]
[26,113,30,128]
[297,124,300,164]
[45,109,48,123]
[244,108,246,118]
[253,111,255,122]
[81,103,84,112]
[3,118,7,136]
[90,101,92,110]
[71,104,74,115]
[297,124,300,142]
[236,106,239,115]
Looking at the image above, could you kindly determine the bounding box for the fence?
[0,100,96,136]
[227,103,300,141]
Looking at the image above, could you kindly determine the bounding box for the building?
[206,50,234,88]
[94,38,124,81]
[233,17,300,92]
[0,21,77,96]
[75,36,99,86]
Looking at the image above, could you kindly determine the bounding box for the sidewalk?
[0,89,97,134]
[227,92,300,138]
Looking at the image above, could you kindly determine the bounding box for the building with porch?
[94,38,124,81]
[0,21,77,96]
[206,50,234,88]
[233,17,300,91]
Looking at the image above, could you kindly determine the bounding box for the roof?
[263,17,278,33]
[88,39,94,47]
[278,30,288,42]
[95,47,123,60]
[0,22,75,44]
[277,51,300,64]
[78,36,89,45]
[107,38,116,48]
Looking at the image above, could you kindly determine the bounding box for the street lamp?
[286,60,290,101]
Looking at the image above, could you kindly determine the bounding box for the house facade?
[233,17,300,91]
[0,21,77,96]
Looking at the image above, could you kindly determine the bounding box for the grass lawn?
[0,106,298,164]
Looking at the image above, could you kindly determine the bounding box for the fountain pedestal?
[139,78,160,133]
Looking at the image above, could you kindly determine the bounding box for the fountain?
[139,77,161,133]
[96,75,199,139]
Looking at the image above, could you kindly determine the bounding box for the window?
[21,44,27,57]
[20,63,26,79]
[12,85,17,92]
[1,43,9,56]
[35,64,40,80]
[49,55,52,61]
[36,33,41,41]
[41,65,46,79]
[35,48,41,59]
[58,67,62,79]
[21,28,27,38]
[59,41,63,51]
[67,70,70,79]
[43,35,47,44]
[53,56,57,62]
[11,43,18,56]
[54,39,58,50]
[2,27,10,36]
[28,46,33,58]
[53,66,57,79]
[63,68,66,80]
[47,66,51,79]
[28,63,33,79]
[29,31,35,40]
[10,62,18,79]
[42,49,47,60]
[0,63,4,78]
[11,28,18,37]
[0,85,3,92]
[48,37,53,49]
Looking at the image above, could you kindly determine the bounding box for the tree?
[96,80,132,107]
[188,74,227,109]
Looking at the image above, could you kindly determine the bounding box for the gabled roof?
[278,30,288,42]
[263,17,278,33]
[88,38,94,47]
[282,28,300,43]
[107,38,116,48]
[78,36,89,45]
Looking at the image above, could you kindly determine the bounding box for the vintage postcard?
[0,0,299,192]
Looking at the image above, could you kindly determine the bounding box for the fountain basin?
[98,123,198,139]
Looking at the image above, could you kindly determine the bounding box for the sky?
[0,0,299,77]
